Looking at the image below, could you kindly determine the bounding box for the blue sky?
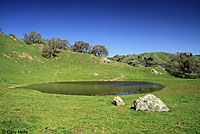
[1,0,200,56]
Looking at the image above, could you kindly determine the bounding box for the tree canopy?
[22,31,109,59]
[42,38,59,58]
[72,41,90,53]
[24,31,45,44]
[58,38,69,50]
[91,45,109,56]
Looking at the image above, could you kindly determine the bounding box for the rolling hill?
[111,52,174,67]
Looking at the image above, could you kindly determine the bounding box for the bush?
[9,34,16,38]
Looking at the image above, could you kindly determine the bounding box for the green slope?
[112,52,200,68]
[111,52,174,66]
[0,33,200,133]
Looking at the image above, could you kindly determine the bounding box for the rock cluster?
[134,94,169,111]
[19,52,34,61]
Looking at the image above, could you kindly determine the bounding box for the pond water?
[21,81,164,96]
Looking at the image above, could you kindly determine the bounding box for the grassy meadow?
[0,34,200,133]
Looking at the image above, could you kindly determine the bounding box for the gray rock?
[101,57,111,64]
[134,94,169,111]
[113,96,125,106]
[106,59,111,63]
[151,69,159,74]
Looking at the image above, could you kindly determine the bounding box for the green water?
[21,81,164,96]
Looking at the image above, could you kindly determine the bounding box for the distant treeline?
[22,31,109,58]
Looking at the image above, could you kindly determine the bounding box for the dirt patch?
[18,52,43,63]
[8,85,22,88]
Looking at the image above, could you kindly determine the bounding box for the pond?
[21,81,164,96]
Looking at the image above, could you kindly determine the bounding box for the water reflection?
[21,81,164,96]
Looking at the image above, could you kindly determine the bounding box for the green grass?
[0,33,200,133]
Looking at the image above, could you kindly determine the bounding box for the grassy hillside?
[111,52,200,69]
[0,33,200,133]
[0,34,172,86]
[111,52,174,66]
